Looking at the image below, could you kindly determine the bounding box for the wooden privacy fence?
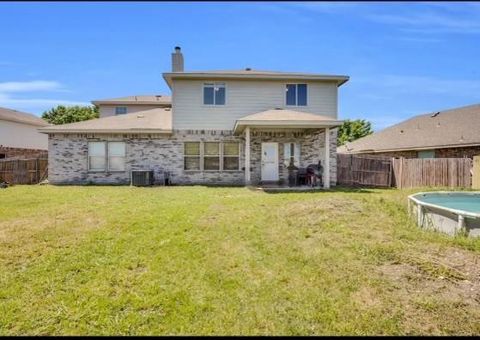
[0,158,48,184]
[337,154,473,188]
[393,157,472,189]
[337,154,393,187]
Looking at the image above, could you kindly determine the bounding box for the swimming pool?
[408,192,480,237]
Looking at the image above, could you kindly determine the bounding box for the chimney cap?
[174,46,181,51]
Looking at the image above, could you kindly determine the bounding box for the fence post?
[398,157,403,189]
[36,158,39,184]
[472,156,480,189]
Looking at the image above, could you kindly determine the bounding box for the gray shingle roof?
[0,107,49,126]
[338,103,480,154]
[91,95,171,106]
[234,108,343,133]
[39,108,172,134]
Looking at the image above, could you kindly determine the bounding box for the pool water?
[415,192,480,214]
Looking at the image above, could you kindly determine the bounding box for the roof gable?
[92,95,171,106]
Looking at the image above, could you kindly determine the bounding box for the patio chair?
[297,168,307,186]
[306,161,324,187]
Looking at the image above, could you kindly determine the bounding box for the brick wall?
[0,146,48,159]
[48,128,337,186]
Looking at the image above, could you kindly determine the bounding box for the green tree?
[42,105,99,125]
[337,119,373,146]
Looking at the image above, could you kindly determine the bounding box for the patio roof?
[233,108,343,134]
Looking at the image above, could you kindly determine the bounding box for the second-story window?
[115,106,128,115]
[286,84,307,106]
[203,83,225,105]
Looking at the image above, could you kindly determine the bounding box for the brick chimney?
[171,46,184,72]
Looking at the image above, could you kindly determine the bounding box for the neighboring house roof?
[39,108,172,134]
[91,95,171,106]
[338,103,480,154]
[234,108,343,134]
[0,107,49,127]
[162,69,349,88]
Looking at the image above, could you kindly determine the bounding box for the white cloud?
[369,12,480,34]
[0,80,90,114]
[0,96,90,109]
[260,2,480,35]
[0,80,63,93]
[366,3,480,34]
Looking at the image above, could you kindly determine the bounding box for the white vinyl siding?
[0,120,48,150]
[98,105,164,118]
[172,79,338,130]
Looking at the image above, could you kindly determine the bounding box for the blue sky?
[1,1,480,130]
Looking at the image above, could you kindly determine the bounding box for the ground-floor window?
[184,142,201,170]
[204,142,220,170]
[418,150,435,159]
[283,142,300,167]
[108,142,126,171]
[223,142,240,170]
[88,141,126,171]
[184,142,240,171]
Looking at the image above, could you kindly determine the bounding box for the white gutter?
[163,72,349,88]
[233,119,343,134]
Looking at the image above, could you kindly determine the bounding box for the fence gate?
[0,158,48,184]
[337,154,393,187]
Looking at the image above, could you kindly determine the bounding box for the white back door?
[261,142,279,181]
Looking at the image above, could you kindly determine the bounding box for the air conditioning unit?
[131,170,154,186]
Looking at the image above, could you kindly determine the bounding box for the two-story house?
[40,47,349,187]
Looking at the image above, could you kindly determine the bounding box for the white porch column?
[245,127,251,185]
[324,127,330,189]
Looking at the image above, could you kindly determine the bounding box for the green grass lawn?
[0,185,479,335]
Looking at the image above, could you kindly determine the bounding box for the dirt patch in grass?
[280,197,365,228]
[378,246,480,334]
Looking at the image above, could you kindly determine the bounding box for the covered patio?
[234,109,343,188]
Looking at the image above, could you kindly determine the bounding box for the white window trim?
[88,141,126,173]
[183,141,240,172]
[285,83,308,107]
[222,142,241,172]
[204,142,221,172]
[202,82,227,106]
[88,141,107,172]
[184,142,202,171]
[107,142,126,172]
